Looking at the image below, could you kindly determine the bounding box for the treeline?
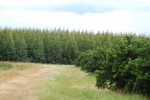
[75,34,150,95]
[0,28,116,64]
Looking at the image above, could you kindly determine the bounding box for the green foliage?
[12,30,27,61]
[76,33,95,52]
[24,31,35,62]
[32,34,45,62]
[24,30,45,62]
[75,50,95,72]
[0,28,99,64]
[76,34,150,95]
[62,35,78,64]
[43,32,62,63]
[0,28,16,61]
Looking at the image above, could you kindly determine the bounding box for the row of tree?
[0,28,117,64]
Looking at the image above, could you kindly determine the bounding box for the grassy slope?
[35,65,147,100]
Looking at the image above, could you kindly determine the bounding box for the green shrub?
[76,34,150,95]
[96,35,150,95]
[75,50,96,72]
[75,42,113,73]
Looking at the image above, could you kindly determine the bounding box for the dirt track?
[0,64,54,100]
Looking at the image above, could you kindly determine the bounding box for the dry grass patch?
[0,62,53,100]
[0,62,42,83]
[0,70,20,83]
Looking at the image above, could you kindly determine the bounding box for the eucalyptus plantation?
[12,30,27,61]
[0,29,16,61]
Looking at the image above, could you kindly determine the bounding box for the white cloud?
[0,0,70,7]
[1,0,150,10]
[0,0,150,35]
[0,9,131,32]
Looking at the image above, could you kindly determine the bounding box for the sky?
[0,0,150,35]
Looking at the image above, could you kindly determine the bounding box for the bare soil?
[0,64,54,100]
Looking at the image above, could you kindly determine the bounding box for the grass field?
[34,65,147,100]
[0,62,148,100]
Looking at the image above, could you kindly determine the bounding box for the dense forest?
[0,28,116,64]
[0,28,149,96]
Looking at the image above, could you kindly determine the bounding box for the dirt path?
[0,64,55,100]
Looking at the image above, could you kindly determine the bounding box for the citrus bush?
[76,35,150,95]
[75,50,95,72]
[96,35,150,95]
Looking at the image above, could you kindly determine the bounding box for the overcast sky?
[0,0,150,35]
